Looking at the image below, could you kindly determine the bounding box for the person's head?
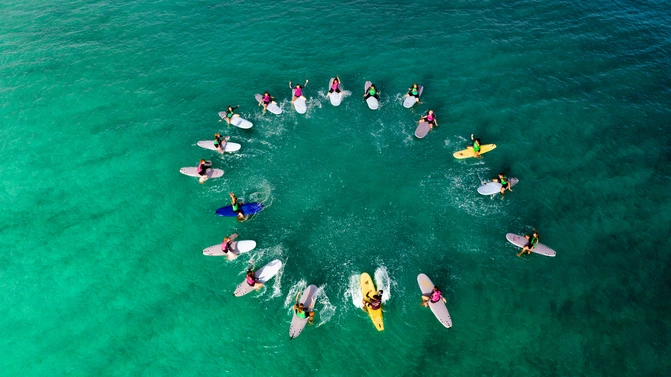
[296,84,302,89]
[247,269,254,276]
[428,110,434,114]
[298,303,304,310]
[264,91,269,96]
[499,173,505,178]
[334,77,339,83]
[200,159,205,163]
[215,133,220,138]
[433,286,440,292]
[413,83,418,88]
[224,237,230,243]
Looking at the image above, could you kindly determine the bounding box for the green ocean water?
[1,0,670,375]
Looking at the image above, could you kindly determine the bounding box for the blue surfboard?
[215,203,263,217]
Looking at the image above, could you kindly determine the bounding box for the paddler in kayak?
[229,192,245,221]
[420,110,438,129]
[326,76,341,97]
[220,105,239,125]
[289,80,309,103]
[363,83,380,101]
[197,159,213,184]
[467,134,482,158]
[405,83,421,103]
[363,290,383,311]
[518,229,540,257]
[294,293,315,325]
[213,133,229,153]
[493,173,512,197]
[258,91,274,113]
[421,286,447,307]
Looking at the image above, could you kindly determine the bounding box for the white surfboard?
[233,260,283,297]
[218,112,253,129]
[197,140,241,153]
[403,85,423,108]
[328,78,342,106]
[417,273,452,328]
[292,89,307,114]
[506,233,556,257]
[203,240,257,257]
[289,284,318,339]
[179,167,224,178]
[477,178,519,195]
[415,121,431,139]
[255,94,282,115]
[364,81,379,110]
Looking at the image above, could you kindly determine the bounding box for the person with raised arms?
[327,76,341,97]
[518,229,540,257]
[363,289,383,311]
[289,80,309,103]
[229,192,245,221]
[294,293,315,325]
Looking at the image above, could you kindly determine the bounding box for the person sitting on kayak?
[294,294,316,325]
[245,269,264,290]
[363,290,383,311]
[493,173,512,197]
[327,76,341,96]
[197,159,213,183]
[518,229,540,257]
[289,80,309,103]
[213,133,229,153]
[421,286,447,307]
[405,83,421,102]
[258,91,274,113]
[220,233,238,258]
[222,105,239,125]
[420,110,438,129]
[364,84,380,100]
[229,192,245,221]
[467,134,482,158]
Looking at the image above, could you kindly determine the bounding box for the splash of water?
[284,279,307,310]
[374,266,393,303]
[345,273,364,309]
[315,284,336,327]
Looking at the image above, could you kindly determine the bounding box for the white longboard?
[477,178,519,195]
[197,140,241,153]
[179,167,224,178]
[289,284,318,339]
[506,233,556,257]
[417,273,452,328]
[255,94,282,115]
[233,260,283,297]
[203,240,257,258]
[403,85,423,108]
[218,112,253,129]
[364,81,379,110]
[292,89,307,114]
[415,121,431,139]
[328,78,342,106]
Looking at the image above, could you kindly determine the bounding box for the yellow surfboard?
[360,273,384,331]
[453,143,497,159]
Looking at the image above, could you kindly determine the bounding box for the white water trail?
[284,280,307,311]
[345,273,364,309]
[315,284,336,327]
[374,266,393,303]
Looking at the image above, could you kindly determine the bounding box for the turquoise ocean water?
[2,0,670,375]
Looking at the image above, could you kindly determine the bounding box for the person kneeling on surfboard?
[223,105,239,125]
[467,134,482,158]
[327,76,341,96]
[363,290,383,311]
[229,192,245,221]
[518,229,540,257]
[421,286,447,307]
[364,84,379,100]
[294,299,315,325]
[245,269,264,290]
[258,91,274,113]
[290,80,309,103]
[493,173,512,197]
[421,110,438,129]
[213,133,229,153]
[406,83,421,102]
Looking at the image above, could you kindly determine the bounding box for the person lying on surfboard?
[197,159,213,183]
[363,290,383,311]
[221,105,239,125]
[421,286,447,307]
[518,229,540,257]
[420,110,438,129]
[258,91,274,113]
[467,134,482,158]
[405,83,421,102]
[364,84,379,100]
[294,294,316,324]
[213,133,229,153]
[229,192,245,221]
[289,80,309,103]
[245,269,264,290]
[327,76,341,96]
[493,173,512,197]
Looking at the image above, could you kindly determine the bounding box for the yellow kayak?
[453,143,497,159]
[360,273,384,331]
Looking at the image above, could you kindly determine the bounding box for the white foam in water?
[315,284,336,327]
[284,279,307,309]
[374,266,393,303]
[346,273,364,309]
